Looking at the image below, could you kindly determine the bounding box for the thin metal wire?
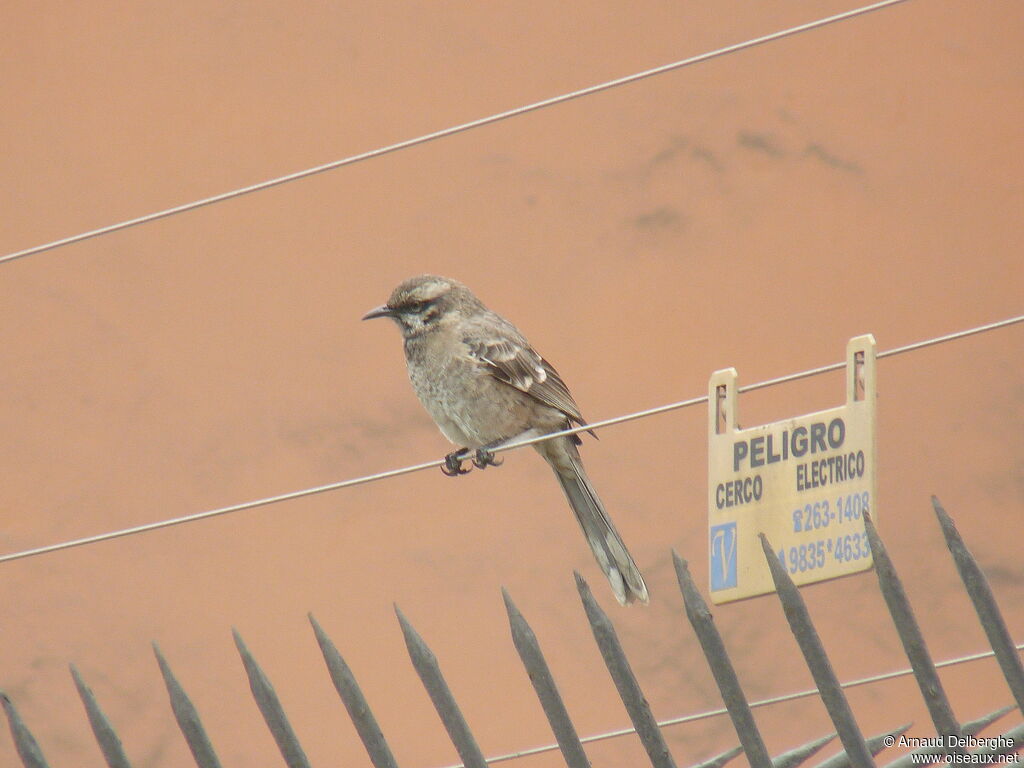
[0,315,1021,566]
[0,457,444,564]
[0,0,912,267]
[435,643,1024,768]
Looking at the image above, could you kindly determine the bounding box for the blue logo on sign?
[710,523,738,590]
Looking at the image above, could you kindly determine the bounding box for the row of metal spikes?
[3,496,1023,767]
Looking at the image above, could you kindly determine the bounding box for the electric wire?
[0,313,1020,566]
[436,642,1024,767]
[0,0,912,266]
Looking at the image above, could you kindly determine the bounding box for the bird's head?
[362,274,483,338]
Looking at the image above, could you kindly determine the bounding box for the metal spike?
[758,535,875,768]
[962,704,1015,736]
[689,745,745,768]
[1,692,52,768]
[394,605,488,768]
[865,723,913,756]
[308,613,400,768]
[816,723,912,768]
[153,643,224,768]
[861,511,962,741]
[232,628,312,768]
[672,552,771,768]
[502,587,592,768]
[69,664,133,768]
[772,733,836,768]
[575,571,678,768]
[932,496,1024,712]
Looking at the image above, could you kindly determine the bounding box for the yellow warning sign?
[707,335,877,603]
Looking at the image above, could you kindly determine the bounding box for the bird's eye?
[407,300,427,312]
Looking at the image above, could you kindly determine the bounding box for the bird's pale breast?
[405,332,562,448]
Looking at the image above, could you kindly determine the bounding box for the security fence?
[3,496,1022,768]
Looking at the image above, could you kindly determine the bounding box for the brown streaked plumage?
[363,275,648,605]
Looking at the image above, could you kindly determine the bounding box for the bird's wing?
[464,326,588,428]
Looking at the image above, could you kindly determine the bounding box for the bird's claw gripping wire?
[472,447,503,469]
[441,446,503,476]
[442,449,473,477]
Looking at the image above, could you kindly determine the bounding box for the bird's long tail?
[543,439,649,605]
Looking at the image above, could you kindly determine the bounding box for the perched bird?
[363,275,649,605]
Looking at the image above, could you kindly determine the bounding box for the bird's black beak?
[362,304,396,321]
